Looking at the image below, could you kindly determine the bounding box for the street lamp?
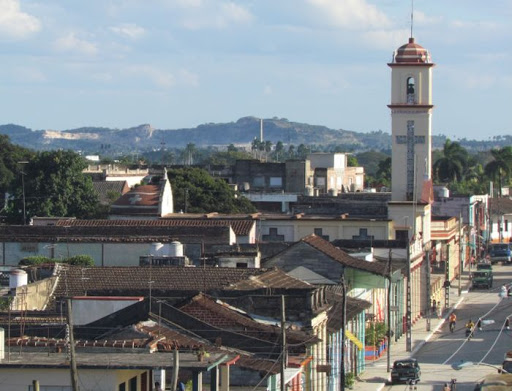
[18,161,28,225]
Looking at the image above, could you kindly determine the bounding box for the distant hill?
[1,117,510,155]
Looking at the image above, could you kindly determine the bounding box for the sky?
[0,0,511,141]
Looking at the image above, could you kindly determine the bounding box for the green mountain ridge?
[0,117,510,155]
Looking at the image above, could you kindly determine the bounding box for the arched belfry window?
[406,77,415,104]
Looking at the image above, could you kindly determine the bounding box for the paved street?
[352,263,512,391]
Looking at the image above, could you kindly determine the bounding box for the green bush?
[345,372,355,388]
[365,322,387,346]
[64,255,95,267]
[19,256,56,266]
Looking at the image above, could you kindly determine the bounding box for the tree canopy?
[167,167,256,214]
[0,135,34,197]
[7,150,99,223]
[433,139,468,183]
[484,146,512,196]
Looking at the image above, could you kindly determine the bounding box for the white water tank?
[439,187,450,198]
[9,269,28,289]
[305,185,314,196]
[151,242,165,256]
[169,241,184,257]
[328,188,338,196]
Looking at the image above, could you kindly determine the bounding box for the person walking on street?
[432,299,437,318]
[443,383,451,391]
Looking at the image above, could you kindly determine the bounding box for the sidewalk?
[351,274,471,391]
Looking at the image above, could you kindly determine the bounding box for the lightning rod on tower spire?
[410,0,414,38]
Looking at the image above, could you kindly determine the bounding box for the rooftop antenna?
[410,0,414,38]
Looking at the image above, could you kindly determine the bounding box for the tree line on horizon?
[1,134,511,224]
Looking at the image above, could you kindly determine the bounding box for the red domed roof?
[394,37,431,63]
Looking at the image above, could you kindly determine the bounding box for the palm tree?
[251,138,261,159]
[264,140,273,161]
[485,146,512,197]
[376,157,391,186]
[183,143,196,165]
[433,139,468,183]
[275,141,284,161]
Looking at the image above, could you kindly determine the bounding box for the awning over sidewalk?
[345,330,363,350]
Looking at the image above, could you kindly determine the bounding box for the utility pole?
[458,211,463,297]
[170,348,179,391]
[340,274,346,391]
[66,299,80,391]
[425,248,431,332]
[445,244,450,309]
[387,250,392,373]
[280,295,286,391]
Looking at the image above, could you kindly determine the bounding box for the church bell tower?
[388,37,434,202]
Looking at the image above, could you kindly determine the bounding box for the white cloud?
[14,67,46,82]
[362,28,410,50]
[90,72,113,83]
[306,0,391,30]
[0,0,40,39]
[220,2,252,24]
[178,69,199,87]
[413,10,443,26]
[110,23,145,39]
[465,73,497,89]
[180,1,252,30]
[54,32,98,56]
[451,20,499,31]
[173,0,203,7]
[126,65,175,88]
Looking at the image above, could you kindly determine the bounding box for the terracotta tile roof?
[161,214,257,236]
[0,225,230,244]
[178,294,317,348]
[135,320,213,351]
[130,320,282,373]
[6,321,282,373]
[52,265,268,299]
[224,267,313,290]
[112,185,161,207]
[300,234,388,276]
[54,218,255,236]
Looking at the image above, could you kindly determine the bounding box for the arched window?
[406,77,415,104]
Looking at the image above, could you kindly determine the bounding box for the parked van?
[489,243,511,264]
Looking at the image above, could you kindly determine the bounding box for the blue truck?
[489,243,511,264]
